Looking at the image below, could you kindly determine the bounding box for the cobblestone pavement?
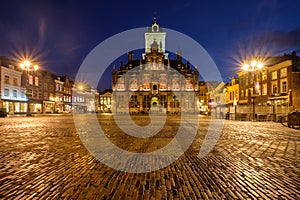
[0,114,299,199]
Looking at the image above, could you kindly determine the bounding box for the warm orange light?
[20,60,40,71]
[243,60,264,71]
[242,64,249,71]
[257,62,263,69]
[24,60,31,67]
[251,60,257,68]
[78,85,84,91]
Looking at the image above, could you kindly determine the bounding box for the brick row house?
[54,75,73,113]
[207,52,300,120]
[21,67,44,113]
[237,52,299,116]
[42,71,56,113]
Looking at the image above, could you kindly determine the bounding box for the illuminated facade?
[112,18,199,114]
[0,57,27,114]
[237,52,300,111]
[41,71,55,113]
[72,83,99,113]
[99,91,112,112]
[54,75,73,113]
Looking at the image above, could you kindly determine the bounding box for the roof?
[117,57,195,76]
[0,56,17,68]
[265,51,300,72]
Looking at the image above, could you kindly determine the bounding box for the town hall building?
[112,17,199,114]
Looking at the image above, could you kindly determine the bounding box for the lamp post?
[242,60,263,121]
[20,60,39,116]
[233,96,237,120]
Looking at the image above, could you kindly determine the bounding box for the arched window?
[153,84,157,90]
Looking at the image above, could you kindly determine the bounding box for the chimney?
[120,61,123,70]
[128,51,133,61]
[176,51,182,61]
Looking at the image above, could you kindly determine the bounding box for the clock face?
[152,24,158,32]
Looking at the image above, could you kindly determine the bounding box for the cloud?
[250,29,300,55]
[231,28,300,65]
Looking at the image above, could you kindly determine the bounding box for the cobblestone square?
[0,114,299,199]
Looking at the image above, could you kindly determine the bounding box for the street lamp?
[242,60,264,121]
[78,84,85,91]
[20,60,39,116]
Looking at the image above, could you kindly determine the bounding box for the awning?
[43,101,55,104]
[268,95,288,100]
[238,99,249,104]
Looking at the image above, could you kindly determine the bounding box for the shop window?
[14,102,20,112]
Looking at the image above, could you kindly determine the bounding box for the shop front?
[43,101,55,113]
[2,100,27,114]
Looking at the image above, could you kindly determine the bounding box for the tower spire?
[153,15,157,24]
[153,11,157,24]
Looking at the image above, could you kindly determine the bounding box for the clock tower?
[143,16,168,59]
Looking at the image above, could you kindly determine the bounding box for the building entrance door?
[151,97,158,107]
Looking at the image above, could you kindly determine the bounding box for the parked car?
[0,108,7,117]
[287,110,300,128]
